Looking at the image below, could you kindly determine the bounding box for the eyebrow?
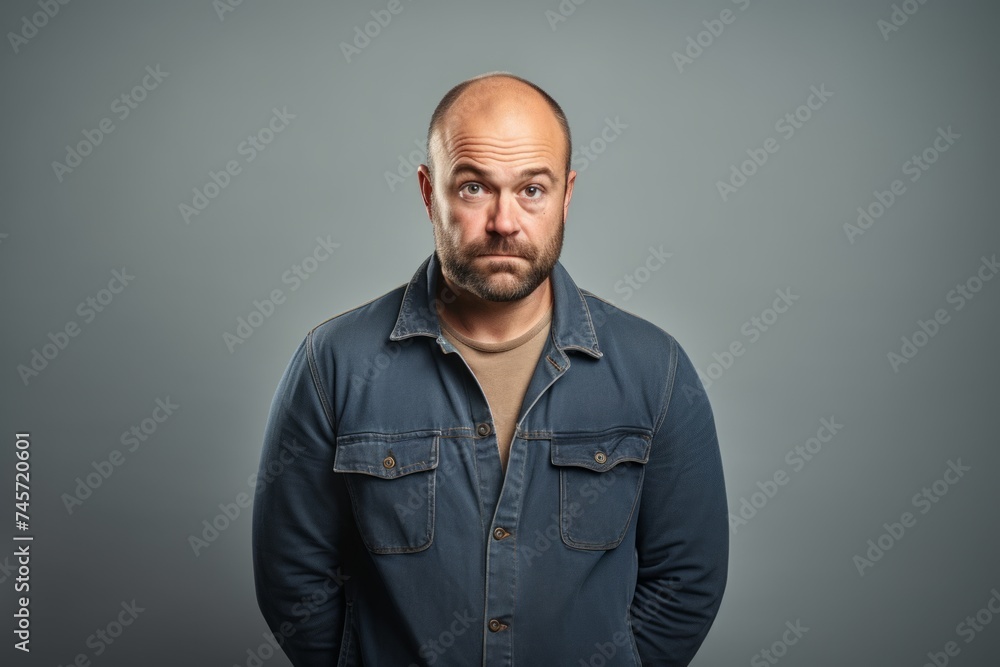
[450,164,557,184]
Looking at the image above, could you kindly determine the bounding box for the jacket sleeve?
[252,331,349,666]
[631,335,729,666]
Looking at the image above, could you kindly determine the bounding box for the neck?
[434,266,552,344]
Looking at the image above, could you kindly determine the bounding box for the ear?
[562,170,577,222]
[417,164,434,221]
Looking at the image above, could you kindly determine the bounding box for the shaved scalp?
[425,71,572,180]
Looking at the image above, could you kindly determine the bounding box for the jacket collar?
[389,252,602,358]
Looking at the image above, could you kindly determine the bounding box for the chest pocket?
[333,430,439,554]
[550,430,651,550]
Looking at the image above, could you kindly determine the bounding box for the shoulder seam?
[308,282,407,335]
[580,290,675,333]
[305,330,337,434]
[652,335,679,439]
[579,291,679,437]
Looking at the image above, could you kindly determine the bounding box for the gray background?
[2,0,998,664]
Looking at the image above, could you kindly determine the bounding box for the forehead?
[435,82,565,177]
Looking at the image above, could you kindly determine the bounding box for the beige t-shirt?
[439,309,552,475]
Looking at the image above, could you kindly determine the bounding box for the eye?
[523,185,544,199]
[459,183,486,199]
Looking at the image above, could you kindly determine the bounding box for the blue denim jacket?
[253,252,728,666]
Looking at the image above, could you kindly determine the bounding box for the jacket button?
[476,422,492,437]
[594,451,607,464]
[488,618,508,632]
[382,455,396,469]
[492,527,510,540]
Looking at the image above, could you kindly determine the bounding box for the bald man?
[253,72,728,666]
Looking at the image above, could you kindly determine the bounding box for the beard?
[431,200,565,303]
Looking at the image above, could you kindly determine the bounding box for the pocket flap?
[333,432,439,479]
[550,431,651,472]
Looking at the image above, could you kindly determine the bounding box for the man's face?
[418,83,576,302]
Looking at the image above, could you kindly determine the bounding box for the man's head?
[417,72,576,303]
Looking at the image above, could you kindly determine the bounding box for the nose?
[486,190,519,236]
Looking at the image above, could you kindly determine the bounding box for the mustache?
[467,240,536,259]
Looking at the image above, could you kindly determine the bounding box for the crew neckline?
[440,308,553,353]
